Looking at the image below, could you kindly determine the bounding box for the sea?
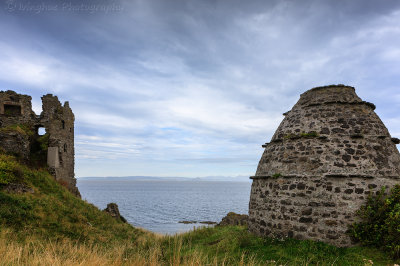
[77,177,252,235]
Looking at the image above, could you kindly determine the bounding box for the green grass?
[0,154,25,184]
[164,226,396,265]
[0,152,399,265]
[0,153,142,246]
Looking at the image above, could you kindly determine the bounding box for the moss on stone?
[0,124,34,136]
[272,173,282,178]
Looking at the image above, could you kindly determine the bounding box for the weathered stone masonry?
[248,85,400,247]
[0,90,80,197]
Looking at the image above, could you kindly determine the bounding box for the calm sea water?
[77,178,251,234]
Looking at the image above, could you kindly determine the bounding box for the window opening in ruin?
[64,143,67,152]
[70,128,72,132]
[4,104,21,116]
[62,120,65,129]
[38,127,46,136]
[59,153,63,166]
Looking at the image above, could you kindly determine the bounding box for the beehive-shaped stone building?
[248,85,400,246]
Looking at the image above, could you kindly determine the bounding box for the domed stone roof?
[256,85,400,179]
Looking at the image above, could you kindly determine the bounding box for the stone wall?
[40,94,79,197]
[249,176,399,246]
[0,131,31,159]
[0,90,36,127]
[248,85,400,247]
[0,91,35,159]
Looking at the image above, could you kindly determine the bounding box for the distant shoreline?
[77,175,251,182]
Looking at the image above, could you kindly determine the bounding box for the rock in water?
[199,221,217,225]
[178,220,197,224]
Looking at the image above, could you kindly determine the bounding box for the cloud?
[1,0,400,177]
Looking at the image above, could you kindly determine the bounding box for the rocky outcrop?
[218,212,248,226]
[0,129,31,160]
[3,183,34,194]
[104,203,127,223]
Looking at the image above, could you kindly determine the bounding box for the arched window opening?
[62,120,65,129]
[64,143,67,152]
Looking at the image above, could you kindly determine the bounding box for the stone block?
[47,146,60,168]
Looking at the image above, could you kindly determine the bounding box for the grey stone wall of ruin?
[40,94,79,197]
[0,90,80,197]
[248,85,400,247]
[0,91,36,159]
[0,131,31,160]
[0,90,36,127]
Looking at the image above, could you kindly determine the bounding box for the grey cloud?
[1,0,400,177]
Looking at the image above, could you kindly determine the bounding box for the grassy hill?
[0,152,398,265]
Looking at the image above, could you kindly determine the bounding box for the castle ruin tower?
[248,85,400,246]
[40,94,80,197]
[0,90,80,197]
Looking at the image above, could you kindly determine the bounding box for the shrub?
[351,185,400,257]
[0,155,25,185]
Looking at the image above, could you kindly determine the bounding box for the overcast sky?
[1,0,399,178]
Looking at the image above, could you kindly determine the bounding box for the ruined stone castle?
[248,85,400,246]
[0,90,80,197]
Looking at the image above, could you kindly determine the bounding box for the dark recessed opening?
[64,143,67,152]
[38,127,46,136]
[4,104,21,116]
[62,120,65,129]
